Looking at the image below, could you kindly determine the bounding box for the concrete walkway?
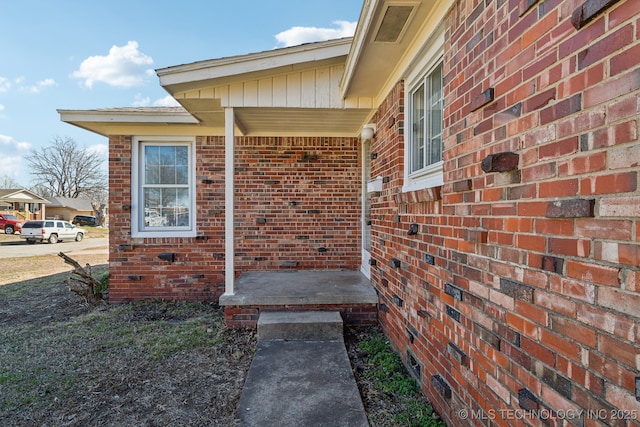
[235,312,369,426]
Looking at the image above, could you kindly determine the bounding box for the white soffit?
[57,107,214,137]
[342,0,452,100]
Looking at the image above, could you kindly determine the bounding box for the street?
[0,237,108,258]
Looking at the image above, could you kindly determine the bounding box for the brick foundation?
[224,304,378,328]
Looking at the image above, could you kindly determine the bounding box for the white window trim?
[402,26,445,194]
[131,136,197,238]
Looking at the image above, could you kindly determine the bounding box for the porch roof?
[59,39,376,138]
[0,188,50,205]
[58,0,452,138]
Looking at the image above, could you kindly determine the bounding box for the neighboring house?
[0,188,49,220]
[46,197,94,221]
[59,0,640,424]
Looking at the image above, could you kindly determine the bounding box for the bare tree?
[92,202,107,225]
[25,136,106,198]
[0,174,23,189]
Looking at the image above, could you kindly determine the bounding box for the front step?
[258,311,343,341]
[237,310,369,426]
[220,270,379,328]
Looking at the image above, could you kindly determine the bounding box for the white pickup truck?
[20,220,85,244]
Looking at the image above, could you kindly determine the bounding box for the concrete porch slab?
[219,270,378,306]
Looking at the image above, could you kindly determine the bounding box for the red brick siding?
[224,304,377,328]
[370,0,640,425]
[234,136,361,271]
[108,135,361,302]
[108,136,226,301]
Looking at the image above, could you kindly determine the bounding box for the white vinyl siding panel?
[175,64,370,109]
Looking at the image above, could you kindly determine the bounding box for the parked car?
[72,215,98,226]
[20,220,85,244]
[0,212,25,234]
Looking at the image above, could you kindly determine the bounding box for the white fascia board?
[340,0,379,98]
[57,109,199,124]
[157,38,353,89]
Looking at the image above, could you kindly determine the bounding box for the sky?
[0,1,362,188]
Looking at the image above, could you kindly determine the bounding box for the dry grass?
[0,232,443,426]
[0,227,108,285]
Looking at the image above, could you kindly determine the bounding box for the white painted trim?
[224,108,235,296]
[130,136,197,238]
[340,0,379,97]
[361,138,371,279]
[402,33,445,194]
[58,108,198,124]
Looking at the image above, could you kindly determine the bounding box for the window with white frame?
[411,62,443,172]
[131,137,196,237]
[404,60,444,192]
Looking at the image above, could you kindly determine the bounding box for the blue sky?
[0,1,361,187]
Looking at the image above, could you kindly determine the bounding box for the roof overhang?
[0,189,50,204]
[57,107,216,137]
[60,39,374,138]
[59,1,455,140]
[341,0,453,101]
[157,38,353,95]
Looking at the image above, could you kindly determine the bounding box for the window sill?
[131,230,197,239]
[402,163,443,194]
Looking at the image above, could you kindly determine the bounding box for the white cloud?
[132,94,151,107]
[71,41,154,88]
[274,20,357,48]
[87,143,108,157]
[0,134,32,178]
[153,95,180,107]
[0,134,32,151]
[0,77,10,92]
[20,78,57,94]
[132,94,180,108]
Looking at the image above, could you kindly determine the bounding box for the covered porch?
[157,37,380,317]
[59,38,383,313]
[0,188,50,220]
[220,269,378,327]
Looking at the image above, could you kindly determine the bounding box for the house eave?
[57,108,199,124]
[158,38,354,95]
[340,0,454,102]
[57,108,207,137]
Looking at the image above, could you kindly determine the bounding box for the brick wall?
[370,0,640,424]
[234,136,361,271]
[108,135,361,302]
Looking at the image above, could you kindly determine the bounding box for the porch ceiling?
[58,105,373,137]
[181,105,373,137]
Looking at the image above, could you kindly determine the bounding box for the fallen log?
[58,252,103,304]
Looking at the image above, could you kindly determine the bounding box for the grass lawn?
[0,252,445,426]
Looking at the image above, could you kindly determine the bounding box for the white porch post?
[224,107,235,295]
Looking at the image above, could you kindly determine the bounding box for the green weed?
[358,332,446,427]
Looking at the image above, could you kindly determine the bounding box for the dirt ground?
[0,232,108,285]
[0,242,440,426]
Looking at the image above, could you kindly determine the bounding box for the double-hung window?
[132,137,196,238]
[403,20,445,193]
[411,62,443,173]
[404,60,444,192]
